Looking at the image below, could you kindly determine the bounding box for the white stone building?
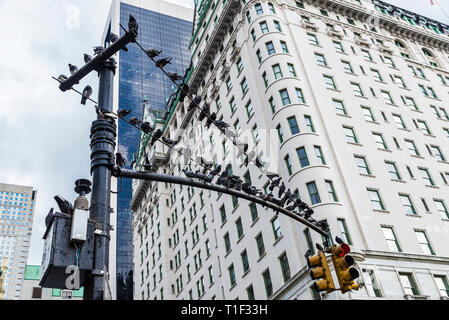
[130,0,449,300]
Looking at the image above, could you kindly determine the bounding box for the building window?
[333,41,344,52]
[279,89,291,106]
[392,114,406,129]
[220,205,226,224]
[224,232,231,253]
[337,218,352,244]
[297,147,309,167]
[385,161,401,180]
[342,60,354,73]
[434,275,449,297]
[228,264,236,286]
[399,273,420,296]
[274,20,282,32]
[236,217,244,239]
[262,269,273,297]
[315,53,327,66]
[266,41,275,55]
[241,249,250,273]
[285,154,293,175]
[295,88,306,104]
[268,2,276,13]
[269,96,276,113]
[287,63,296,77]
[256,49,262,63]
[255,3,264,15]
[272,64,283,79]
[260,21,269,34]
[373,132,387,149]
[351,82,364,96]
[307,181,321,205]
[323,75,337,90]
[307,33,319,45]
[32,287,42,299]
[288,116,300,135]
[361,106,375,121]
[382,226,401,252]
[343,126,358,144]
[434,199,449,219]
[262,72,268,88]
[362,269,382,297]
[247,285,256,300]
[271,216,282,240]
[279,252,291,282]
[367,189,385,210]
[314,146,326,165]
[418,167,434,186]
[256,233,265,257]
[405,139,420,156]
[276,124,284,143]
[333,99,347,115]
[245,100,254,118]
[280,40,289,53]
[241,78,248,95]
[325,180,338,202]
[415,230,434,255]
[304,228,315,255]
[250,202,258,221]
[304,115,315,132]
[399,194,417,215]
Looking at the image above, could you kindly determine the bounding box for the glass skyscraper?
[104,0,192,300]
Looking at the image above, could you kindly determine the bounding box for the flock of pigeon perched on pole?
[54,14,326,233]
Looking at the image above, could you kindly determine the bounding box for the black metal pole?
[114,169,328,237]
[83,59,117,300]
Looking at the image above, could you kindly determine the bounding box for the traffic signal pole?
[83,59,117,300]
[57,21,138,300]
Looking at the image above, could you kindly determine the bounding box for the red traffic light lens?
[339,243,351,256]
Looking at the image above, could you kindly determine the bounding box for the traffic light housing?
[306,250,336,293]
[330,242,360,293]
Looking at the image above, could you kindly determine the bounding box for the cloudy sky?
[0,0,447,266]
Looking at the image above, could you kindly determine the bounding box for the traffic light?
[330,237,359,293]
[306,248,336,293]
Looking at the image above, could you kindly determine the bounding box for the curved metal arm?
[114,168,328,236]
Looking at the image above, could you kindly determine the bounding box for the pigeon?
[197,103,210,122]
[187,96,202,112]
[145,48,162,59]
[54,195,74,215]
[81,85,92,105]
[110,33,119,43]
[162,136,180,148]
[155,57,172,68]
[167,72,183,82]
[84,54,92,64]
[179,83,190,103]
[116,153,126,167]
[205,112,217,129]
[215,120,230,130]
[316,243,324,252]
[304,208,314,219]
[267,173,280,180]
[118,109,132,118]
[68,63,78,75]
[95,106,116,119]
[44,208,54,228]
[150,129,163,145]
[297,199,308,211]
[93,46,104,55]
[140,122,153,134]
[278,182,286,198]
[268,177,282,191]
[335,236,344,245]
[304,249,312,259]
[128,14,138,31]
[209,165,222,177]
[57,74,68,83]
[183,170,196,179]
[129,117,141,126]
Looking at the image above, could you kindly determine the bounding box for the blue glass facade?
[116,3,192,300]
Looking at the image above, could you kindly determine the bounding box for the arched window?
[395,40,405,48]
[422,48,433,57]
